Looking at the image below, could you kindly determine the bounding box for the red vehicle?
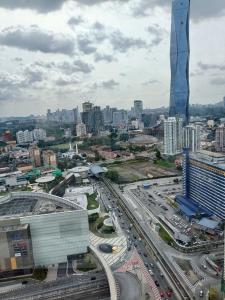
[160,291,164,298]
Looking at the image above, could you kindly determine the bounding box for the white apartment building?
[183,124,201,152]
[76,123,87,137]
[16,130,34,144]
[16,129,46,144]
[164,117,183,156]
[33,128,47,141]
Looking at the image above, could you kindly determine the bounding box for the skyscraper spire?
[169,0,190,124]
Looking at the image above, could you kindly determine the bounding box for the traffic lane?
[114,272,141,300]
[99,189,176,298]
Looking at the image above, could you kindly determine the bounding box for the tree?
[106,170,119,183]
[209,287,218,300]
[155,149,162,160]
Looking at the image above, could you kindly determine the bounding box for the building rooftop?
[0,192,84,218]
[198,150,225,158]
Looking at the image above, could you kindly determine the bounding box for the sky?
[0,0,225,117]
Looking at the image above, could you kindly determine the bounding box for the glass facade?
[183,153,225,219]
[169,0,190,124]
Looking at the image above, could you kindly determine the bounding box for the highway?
[96,179,179,299]
[102,177,193,300]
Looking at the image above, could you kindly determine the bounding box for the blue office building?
[181,150,225,219]
[169,0,190,124]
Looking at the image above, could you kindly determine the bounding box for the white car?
[149,269,154,276]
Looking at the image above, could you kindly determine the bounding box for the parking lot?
[125,177,223,247]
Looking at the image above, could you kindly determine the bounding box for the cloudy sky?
[0,0,225,117]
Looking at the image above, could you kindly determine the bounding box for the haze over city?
[0,0,225,117]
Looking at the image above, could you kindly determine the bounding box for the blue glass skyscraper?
[169,0,190,124]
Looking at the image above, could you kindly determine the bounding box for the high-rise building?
[181,150,225,219]
[113,110,128,127]
[134,100,143,120]
[81,103,103,134]
[29,146,41,167]
[76,123,87,137]
[215,125,225,152]
[183,125,201,152]
[164,117,183,156]
[33,129,46,141]
[82,102,93,113]
[103,106,116,125]
[16,130,34,144]
[42,150,57,167]
[93,106,104,134]
[46,108,78,124]
[169,0,190,123]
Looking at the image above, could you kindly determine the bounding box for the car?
[149,269,154,276]
[199,290,204,297]
[155,280,160,287]
[143,253,147,257]
[160,291,164,297]
[166,291,172,298]
[91,276,96,280]
[160,273,164,278]
[150,263,154,268]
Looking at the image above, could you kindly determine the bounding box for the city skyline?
[0,0,225,117]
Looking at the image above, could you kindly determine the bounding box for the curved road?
[114,272,141,300]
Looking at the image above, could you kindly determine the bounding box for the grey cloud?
[132,0,225,21]
[12,57,23,62]
[146,24,165,47]
[93,22,105,31]
[190,70,204,77]
[110,31,147,53]
[198,62,225,71]
[101,79,119,89]
[24,68,44,84]
[75,0,129,5]
[77,35,97,55]
[55,77,80,86]
[0,26,75,55]
[94,53,116,63]
[0,0,65,13]
[0,72,26,101]
[210,77,225,86]
[68,16,84,27]
[32,59,94,74]
[142,79,159,85]
[58,60,94,74]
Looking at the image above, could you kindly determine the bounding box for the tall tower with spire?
[169,0,190,125]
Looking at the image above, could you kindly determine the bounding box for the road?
[114,272,141,300]
[95,179,176,299]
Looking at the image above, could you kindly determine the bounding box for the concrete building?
[76,123,87,137]
[47,108,78,124]
[182,150,225,219]
[113,110,128,127]
[82,102,93,112]
[215,125,225,152]
[42,150,57,167]
[16,130,33,144]
[183,125,201,152]
[29,146,41,167]
[0,220,34,276]
[164,117,183,156]
[33,129,46,141]
[0,192,89,270]
[133,100,143,120]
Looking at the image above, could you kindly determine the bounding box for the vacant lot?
[107,160,180,183]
